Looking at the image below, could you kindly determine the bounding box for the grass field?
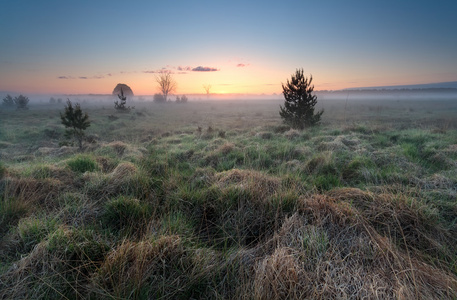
[1,96,457,299]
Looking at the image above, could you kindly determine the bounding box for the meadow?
[1,96,457,299]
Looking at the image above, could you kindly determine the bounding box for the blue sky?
[1,0,456,95]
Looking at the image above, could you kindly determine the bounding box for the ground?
[0,97,457,299]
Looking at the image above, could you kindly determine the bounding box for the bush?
[280,69,323,129]
[176,95,188,103]
[14,95,30,110]
[67,155,98,173]
[153,93,166,103]
[2,94,14,107]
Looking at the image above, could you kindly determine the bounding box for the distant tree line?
[2,94,30,110]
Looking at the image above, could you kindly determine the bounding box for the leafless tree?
[155,72,177,102]
[203,84,211,98]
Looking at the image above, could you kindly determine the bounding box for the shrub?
[280,69,323,129]
[2,94,14,107]
[153,93,166,103]
[176,95,188,103]
[14,95,30,110]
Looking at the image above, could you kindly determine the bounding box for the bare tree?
[155,72,176,102]
[203,84,211,98]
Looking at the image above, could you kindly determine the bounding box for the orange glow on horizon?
[2,64,455,96]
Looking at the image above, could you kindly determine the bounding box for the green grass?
[67,154,98,173]
[1,98,457,299]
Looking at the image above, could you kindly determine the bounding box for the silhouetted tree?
[176,95,188,103]
[2,94,14,107]
[14,95,30,110]
[60,99,90,150]
[112,83,134,97]
[203,84,211,98]
[155,72,176,102]
[153,93,166,103]
[114,87,133,111]
[280,69,323,129]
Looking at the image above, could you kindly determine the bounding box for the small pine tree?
[60,99,90,150]
[14,95,30,110]
[279,69,323,129]
[2,94,14,107]
[114,87,133,111]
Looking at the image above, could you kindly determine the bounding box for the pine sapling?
[60,99,90,150]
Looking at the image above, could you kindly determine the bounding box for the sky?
[1,0,457,96]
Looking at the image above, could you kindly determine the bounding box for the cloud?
[236,63,249,67]
[58,74,108,79]
[177,66,192,71]
[192,66,219,72]
[143,69,174,74]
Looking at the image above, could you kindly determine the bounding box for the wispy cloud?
[236,63,249,67]
[58,74,108,79]
[143,69,174,74]
[177,66,192,71]
[192,66,219,72]
[143,65,220,74]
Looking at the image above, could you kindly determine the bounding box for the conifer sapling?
[60,99,90,150]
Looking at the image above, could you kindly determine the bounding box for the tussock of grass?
[1,226,109,299]
[93,235,220,299]
[1,177,63,211]
[215,168,281,198]
[67,155,98,173]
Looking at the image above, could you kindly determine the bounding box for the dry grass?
[225,191,456,299]
[1,176,64,210]
[215,168,281,199]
